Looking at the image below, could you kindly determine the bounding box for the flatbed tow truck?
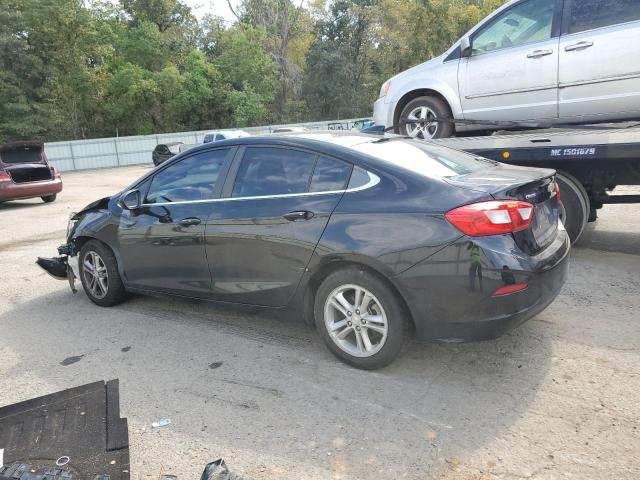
[426,121,640,243]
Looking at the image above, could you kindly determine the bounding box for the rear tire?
[41,194,57,203]
[79,240,128,307]
[397,96,454,139]
[314,267,409,370]
[556,171,589,244]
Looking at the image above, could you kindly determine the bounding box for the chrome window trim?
[140,171,380,207]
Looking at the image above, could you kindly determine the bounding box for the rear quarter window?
[352,140,491,179]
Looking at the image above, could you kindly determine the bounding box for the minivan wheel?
[79,240,128,307]
[397,96,454,139]
[41,194,57,203]
[314,268,409,369]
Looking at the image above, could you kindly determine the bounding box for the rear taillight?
[0,170,11,182]
[445,200,535,237]
[51,166,61,177]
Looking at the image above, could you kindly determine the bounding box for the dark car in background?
[37,132,569,369]
[152,142,183,166]
[0,141,62,204]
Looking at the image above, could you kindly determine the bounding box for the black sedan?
[152,142,183,166]
[37,132,569,369]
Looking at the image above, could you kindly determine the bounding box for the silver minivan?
[373,0,640,138]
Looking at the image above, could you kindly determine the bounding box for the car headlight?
[67,213,79,238]
[379,81,391,98]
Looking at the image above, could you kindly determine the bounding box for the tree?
[303,0,380,119]
[0,0,510,142]
[121,0,193,32]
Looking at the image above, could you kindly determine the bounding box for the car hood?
[387,53,446,84]
[73,195,112,219]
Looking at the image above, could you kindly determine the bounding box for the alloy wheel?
[405,106,438,139]
[324,284,389,358]
[82,251,109,299]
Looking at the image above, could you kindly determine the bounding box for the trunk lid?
[445,164,560,254]
[0,142,52,183]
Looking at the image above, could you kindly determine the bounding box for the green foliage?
[0,0,507,142]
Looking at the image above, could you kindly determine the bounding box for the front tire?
[397,96,454,139]
[314,268,409,370]
[41,194,57,203]
[79,240,128,307]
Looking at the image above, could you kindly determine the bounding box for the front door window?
[472,0,555,54]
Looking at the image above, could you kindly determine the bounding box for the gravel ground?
[0,166,638,480]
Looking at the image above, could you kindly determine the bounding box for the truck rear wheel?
[556,172,589,244]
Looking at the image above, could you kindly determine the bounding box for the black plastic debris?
[0,463,75,480]
[0,380,129,480]
[200,459,245,480]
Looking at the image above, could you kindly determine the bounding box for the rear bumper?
[0,177,62,201]
[396,225,570,342]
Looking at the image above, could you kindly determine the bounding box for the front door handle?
[565,41,593,52]
[283,210,314,221]
[526,49,553,58]
[178,217,201,227]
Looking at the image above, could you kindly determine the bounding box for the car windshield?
[352,139,491,178]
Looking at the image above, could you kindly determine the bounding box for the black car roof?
[189,130,380,149]
[179,130,404,162]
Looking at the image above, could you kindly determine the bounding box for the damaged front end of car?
[35,195,113,293]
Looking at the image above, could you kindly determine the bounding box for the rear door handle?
[283,210,314,221]
[178,217,201,226]
[565,41,593,52]
[526,49,553,58]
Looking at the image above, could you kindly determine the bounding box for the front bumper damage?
[36,244,79,293]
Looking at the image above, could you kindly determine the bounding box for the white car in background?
[373,0,640,139]
[202,130,250,143]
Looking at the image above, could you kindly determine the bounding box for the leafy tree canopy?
[0,0,506,142]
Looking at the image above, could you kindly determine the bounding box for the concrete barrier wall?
[45,118,372,172]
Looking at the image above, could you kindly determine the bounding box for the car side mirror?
[121,189,141,210]
[460,36,472,58]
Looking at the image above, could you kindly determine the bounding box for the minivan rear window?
[569,0,640,34]
[352,140,490,178]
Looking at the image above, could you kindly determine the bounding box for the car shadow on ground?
[1,287,553,478]
[575,224,640,255]
[0,199,52,210]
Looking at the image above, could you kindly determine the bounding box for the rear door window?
[309,156,352,192]
[232,147,316,197]
[145,149,230,204]
[568,0,640,34]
